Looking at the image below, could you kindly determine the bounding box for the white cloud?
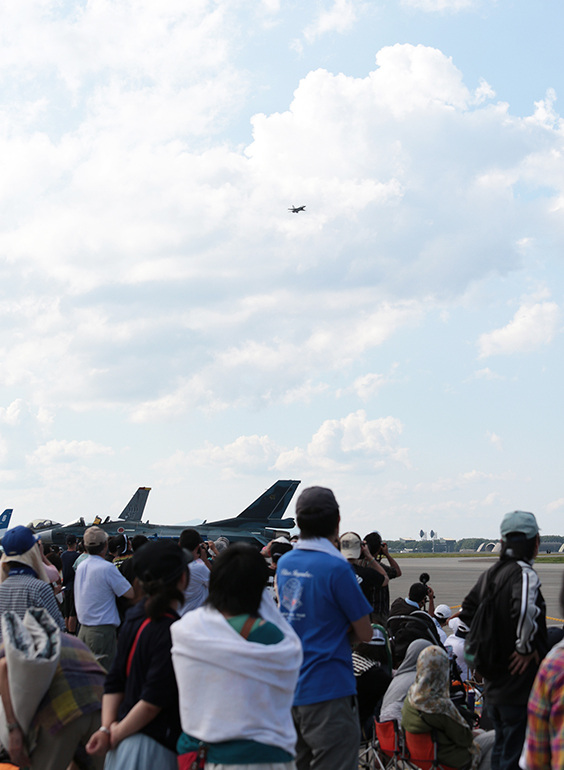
[473,79,496,105]
[130,298,421,419]
[0,34,561,425]
[28,440,114,465]
[303,0,359,44]
[421,469,515,493]
[546,498,564,513]
[282,380,330,405]
[0,37,561,419]
[154,410,408,480]
[0,399,26,426]
[472,368,504,380]
[401,0,478,11]
[338,366,399,400]
[0,3,561,539]
[478,301,560,357]
[276,410,409,473]
[186,435,282,477]
[486,431,503,450]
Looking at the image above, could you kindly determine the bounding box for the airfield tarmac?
[389,556,564,623]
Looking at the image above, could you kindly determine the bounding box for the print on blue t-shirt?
[277,549,372,706]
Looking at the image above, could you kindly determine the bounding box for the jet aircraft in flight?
[288,205,306,213]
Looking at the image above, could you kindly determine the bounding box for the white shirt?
[179,558,210,616]
[445,633,469,680]
[74,555,132,626]
[433,617,448,644]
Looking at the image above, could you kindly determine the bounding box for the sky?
[1,0,563,540]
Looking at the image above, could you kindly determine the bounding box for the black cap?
[133,540,191,585]
[295,486,339,516]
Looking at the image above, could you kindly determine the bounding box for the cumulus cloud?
[187,435,281,474]
[275,410,409,473]
[0,399,26,426]
[0,34,562,418]
[28,440,114,465]
[303,0,359,44]
[130,298,421,419]
[338,366,400,400]
[155,410,408,479]
[0,5,563,534]
[477,301,560,357]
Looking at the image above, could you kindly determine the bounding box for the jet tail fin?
[0,510,12,530]
[237,480,300,522]
[119,488,151,521]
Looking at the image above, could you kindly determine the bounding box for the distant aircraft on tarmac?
[0,510,13,531]
[29,481,300,549]
[288,205,306,213]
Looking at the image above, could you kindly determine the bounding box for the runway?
[388,556,564,624]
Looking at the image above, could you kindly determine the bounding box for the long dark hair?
[142,578,185,621]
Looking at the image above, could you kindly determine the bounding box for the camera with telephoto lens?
[419,572,432,603]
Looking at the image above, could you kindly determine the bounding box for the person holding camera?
[363,531,402,625]
[339,532,389,605]
[177,529,218,615]
[390,581,436,619]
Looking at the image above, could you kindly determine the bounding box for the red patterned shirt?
[522,643,564,770]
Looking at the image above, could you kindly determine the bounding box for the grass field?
[391,552,564,563]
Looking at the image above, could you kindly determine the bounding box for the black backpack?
[464,562,514,679]
[388,611,441,667]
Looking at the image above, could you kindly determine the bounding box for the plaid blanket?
[33,634,104,736]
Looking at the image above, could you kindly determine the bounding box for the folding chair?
[373,719,403,770]
[359,735,379,770]
[402,729,457,770]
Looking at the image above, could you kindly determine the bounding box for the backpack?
[388,611,441,667]
[464,562,515,679]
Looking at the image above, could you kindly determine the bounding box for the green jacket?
[401,698,473,769]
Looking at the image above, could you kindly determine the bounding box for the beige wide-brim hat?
[1,544,50,584]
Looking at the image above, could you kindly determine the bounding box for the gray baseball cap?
[500,511,539,540]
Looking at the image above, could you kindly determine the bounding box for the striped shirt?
[0,574,65,642]
[522,644,564,770]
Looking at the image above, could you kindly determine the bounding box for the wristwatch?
[7,722,19,732]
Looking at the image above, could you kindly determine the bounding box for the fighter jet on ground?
[0,510,13,533]
[288,205,306,213]
[31,480,300,549]
[28,487,152,545]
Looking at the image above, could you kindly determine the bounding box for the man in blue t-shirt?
[277,486,372,770]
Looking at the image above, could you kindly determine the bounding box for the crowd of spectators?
[0,492,561,770]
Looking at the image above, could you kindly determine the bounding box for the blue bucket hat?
[2,526,40,556]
